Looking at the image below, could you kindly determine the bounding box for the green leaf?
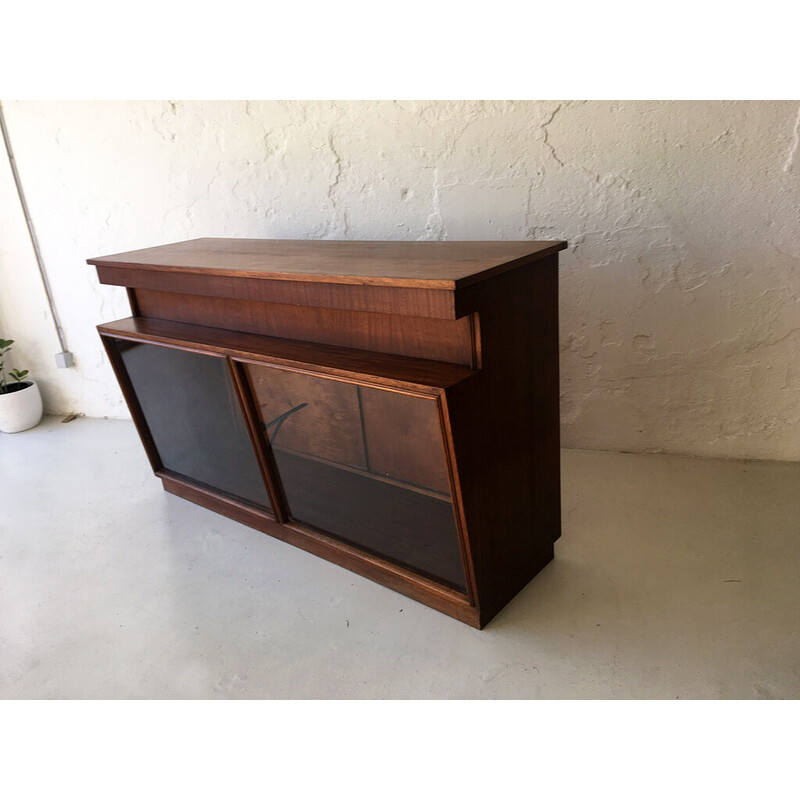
[0,339,13,349]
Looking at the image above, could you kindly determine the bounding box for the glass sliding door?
[245,364,466,591]
[109,339,272,512]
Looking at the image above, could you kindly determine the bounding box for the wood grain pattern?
[96,264,459,319]
[247,362,454,496]
[228,359,287,523]
[359,387,452,495]
[89,237,567,288]
[126,288,140,317]
[248,364,367,469]
[93,237,565,628]
[445,254,561,626]
[98,316,477,391]
[134,289,477,366]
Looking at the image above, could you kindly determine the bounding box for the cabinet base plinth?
[161,472,482,628]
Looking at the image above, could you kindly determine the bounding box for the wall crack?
[542,102,565,167]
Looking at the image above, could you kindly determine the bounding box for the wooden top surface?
[88,238,567,289]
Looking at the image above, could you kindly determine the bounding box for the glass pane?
[111,339,271,511]
[246,364,466,591]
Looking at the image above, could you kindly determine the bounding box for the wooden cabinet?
[89,238,566,628]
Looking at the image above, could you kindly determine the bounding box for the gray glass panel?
[247,364,466,591]
[113,339,271,511]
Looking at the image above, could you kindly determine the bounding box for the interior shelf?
[275,449,466,591]
[271,445,451,501]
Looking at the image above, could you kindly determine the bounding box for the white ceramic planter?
[0,380,43,433]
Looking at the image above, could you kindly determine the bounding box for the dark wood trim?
[88,237,568,289]
[452,243,567,289]
[100,333,163,473]
[133,289,477,366]
[157,469,276,522]
[126,288,140,317]
[226,358,288,524]
[355,385,372,473]
[237,361,291,523]
[96,265,459,319]
[469,312,483,370]
[160,471,480,627]
[98,316,477,392]
[445,255,562,625]
[268,442,451,502]
[438,391,478,608]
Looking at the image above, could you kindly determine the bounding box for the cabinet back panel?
[250,366,367,469]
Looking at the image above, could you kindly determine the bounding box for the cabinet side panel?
[447,256,561,625]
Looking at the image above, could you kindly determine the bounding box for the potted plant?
[0,338,43,433]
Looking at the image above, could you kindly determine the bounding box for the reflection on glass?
[246,364,466,591]
[112,339,271,511]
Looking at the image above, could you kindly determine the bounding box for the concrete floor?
[1,416,799,699]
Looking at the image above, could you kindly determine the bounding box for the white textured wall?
[1,100,798,460]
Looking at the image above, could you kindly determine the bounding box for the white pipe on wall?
[0,101,73,368]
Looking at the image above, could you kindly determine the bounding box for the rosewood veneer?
[89,238,566,628]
